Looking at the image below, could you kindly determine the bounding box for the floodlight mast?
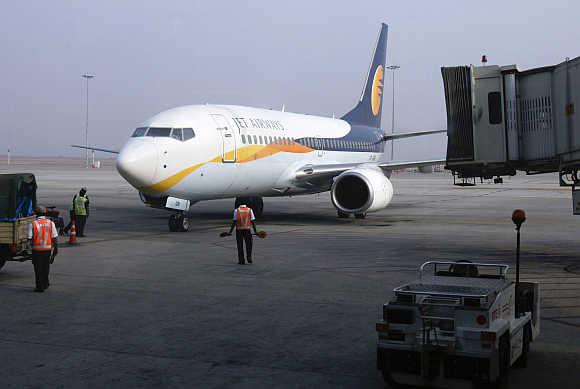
[82,74,95,168]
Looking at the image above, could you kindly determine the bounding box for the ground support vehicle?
[0,173,37,271]
[376,261,540,387]
[0,216,34,270]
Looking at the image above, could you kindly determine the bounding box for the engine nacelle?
[331,166,394,214]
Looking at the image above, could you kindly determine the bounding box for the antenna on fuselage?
[281,104,285,112]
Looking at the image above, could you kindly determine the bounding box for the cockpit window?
[146,127,172,137]
[132,127,147,137]
[171,128,183,141]
[183,128,195,141]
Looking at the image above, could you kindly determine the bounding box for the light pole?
[82,74,95,168]
[386,65,400,160]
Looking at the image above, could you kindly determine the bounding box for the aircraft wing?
[378,159,446,171]
[294,159,445,189]
[71,145,119,154]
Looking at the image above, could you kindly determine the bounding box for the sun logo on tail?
[371,65,384,116]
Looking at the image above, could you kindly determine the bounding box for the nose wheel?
[169,213,190,232]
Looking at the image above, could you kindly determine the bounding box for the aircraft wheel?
[176,214,190,232]
[168,215,178,232]
[337,210,350,218]
[234,197,249,208]
[235,197,263,218]
[354,213,367,219]
[251,197,264,218]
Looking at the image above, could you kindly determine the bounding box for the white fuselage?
[116,104,386,202]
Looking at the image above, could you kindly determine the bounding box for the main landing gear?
[336,210,367,219]
[235,196,264,218]
[168,212,190,232]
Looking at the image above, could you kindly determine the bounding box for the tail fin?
[341,23,388,128]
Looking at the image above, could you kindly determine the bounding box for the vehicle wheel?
[168,214,179,232]
[337,210,350,218]
[354,213,367,219]
[0,246,9,271]
[515,324,531,368]
[498,334,511,381]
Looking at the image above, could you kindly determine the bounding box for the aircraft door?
[211,114,236,163]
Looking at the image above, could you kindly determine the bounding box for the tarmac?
[1,159,579,388]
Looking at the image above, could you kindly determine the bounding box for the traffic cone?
[68,221,78,245]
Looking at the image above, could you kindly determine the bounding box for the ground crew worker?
[28,209,58,292]
[74,188,90,237]
[226,204,258,264]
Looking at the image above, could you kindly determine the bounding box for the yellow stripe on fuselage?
[143,143,313,194]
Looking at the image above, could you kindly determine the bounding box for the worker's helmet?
[34,207,47,216]
[80,187,87,196]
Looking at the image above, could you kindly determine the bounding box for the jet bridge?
[442,57,580,213]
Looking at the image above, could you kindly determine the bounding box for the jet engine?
[331,166,393,214]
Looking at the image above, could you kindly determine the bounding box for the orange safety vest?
[236,206,252,230]
[32,218,53,252]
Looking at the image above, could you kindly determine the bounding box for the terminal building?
[441,56,580,213]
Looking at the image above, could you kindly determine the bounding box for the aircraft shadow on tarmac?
[182,210,408,227]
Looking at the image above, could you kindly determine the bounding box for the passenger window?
[241,134,246,144]
[488,92,503,125]
[183,128,195,141]
[171,128,183,141]
[269,136,273,144]
[253,135,258,144]
[132,127,147,137]
[147,127,172,137]
[259,136,263,144]
[248,135,253,144]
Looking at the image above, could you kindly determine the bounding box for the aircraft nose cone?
[116,141,158,188]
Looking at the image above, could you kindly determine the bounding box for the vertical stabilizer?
[341,23,388,128]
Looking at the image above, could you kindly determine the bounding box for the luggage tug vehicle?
[376,260,540,387]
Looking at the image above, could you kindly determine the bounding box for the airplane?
[73,23,445,232]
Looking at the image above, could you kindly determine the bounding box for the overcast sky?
[2,1,579,160]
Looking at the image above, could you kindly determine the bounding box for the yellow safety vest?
[74,195,87,216]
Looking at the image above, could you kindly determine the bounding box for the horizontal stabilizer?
[379,129,446,142]
[71,145,119,154]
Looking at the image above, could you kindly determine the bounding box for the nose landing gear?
[168,212,190,232]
